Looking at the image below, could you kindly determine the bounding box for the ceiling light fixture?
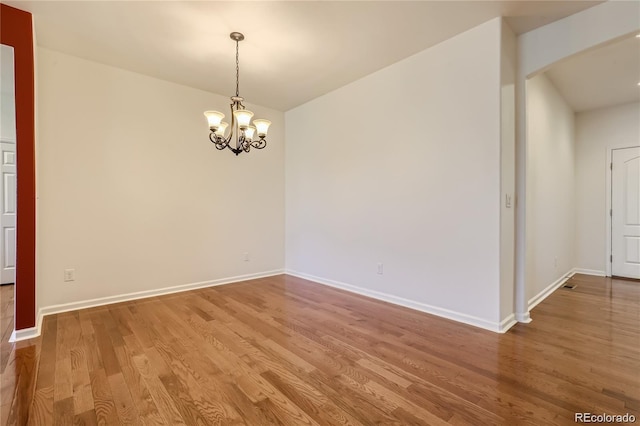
[204,32,271,156]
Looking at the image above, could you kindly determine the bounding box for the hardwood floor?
[1,274,638,425]
[1,285,14,359]
[2,284,32,426]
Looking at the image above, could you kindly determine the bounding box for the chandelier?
[204,32,271,156]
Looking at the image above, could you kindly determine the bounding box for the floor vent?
[562,283,577,289]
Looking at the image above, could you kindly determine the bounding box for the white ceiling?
[7,1,603,111]
[546,34,640,112]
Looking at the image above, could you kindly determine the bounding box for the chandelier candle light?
[204,32,271,156]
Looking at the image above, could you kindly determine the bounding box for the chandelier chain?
[235,40,240,97]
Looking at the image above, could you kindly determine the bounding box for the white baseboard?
[527,268,576,312]
[14,266,588,343]
[9,326,39,342]
[573,268,606,277]
[499,314,518,332]
[10,269,284,342]
[286,270,511,333]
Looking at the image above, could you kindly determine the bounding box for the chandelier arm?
[209,132,231,150]
[227,101,236,144]
[209,133,225,149]
[238,134,250,153]
[228,146,241,155]
[249,138,267,149]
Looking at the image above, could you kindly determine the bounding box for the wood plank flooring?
[1,284,35,426]
[1,274,639,425]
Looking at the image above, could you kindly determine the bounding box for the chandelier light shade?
[233,109,254,129]
[204,32,271,156]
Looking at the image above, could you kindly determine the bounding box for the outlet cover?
[64,269,75,282]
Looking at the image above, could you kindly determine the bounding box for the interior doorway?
[1,44,17,287]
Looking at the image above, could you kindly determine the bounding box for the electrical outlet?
[64,268,75,282]
[377,263,383,275]
[243,252,250,262]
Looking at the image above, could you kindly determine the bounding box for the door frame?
[0,4,36,331]
[606,145,640,277]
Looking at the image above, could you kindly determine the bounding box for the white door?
[612,146,640,279]
[0,142,16,284]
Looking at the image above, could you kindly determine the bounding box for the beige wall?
[36,47,285,310]
[286,19,508,330]
[525,74,575,304]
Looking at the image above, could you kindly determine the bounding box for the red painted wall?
[1,4,36,329]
